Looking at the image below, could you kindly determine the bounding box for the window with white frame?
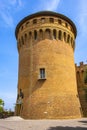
[39,68,46,79]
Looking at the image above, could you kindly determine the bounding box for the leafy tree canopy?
[0,99,4,113]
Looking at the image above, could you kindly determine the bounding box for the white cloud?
[8,0,23,8]
[0,11,14,27]
[75,0,87,62]
[77,0,87,35]
[18,0,23,7]
[0,0,60,27]
[42,0,60,11]
[0,0,23,27]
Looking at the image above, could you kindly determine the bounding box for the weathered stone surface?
[15,11,81,119]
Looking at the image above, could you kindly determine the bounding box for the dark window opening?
[65,22,68,27]
[53,29,56,39]
[21,26,23,30]
[29,32,32,39]
[45,29,51,39]
[50,18,54,23]
[71,27,73,33]
[58,30,62,40]
[34,30,37,40]
[71,37,73,44]
[41,18,45,23]
[58,19,62,24]
[64,32,66,42]
[26,21,29,26]
[39,29,43,39]
[25,34,27,42]
[33,19,37,24]
[67,35,70,43]
[40,68,46,79]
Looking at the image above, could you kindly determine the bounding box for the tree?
[0,99,4,113]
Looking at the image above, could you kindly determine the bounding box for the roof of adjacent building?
[15,11,77,38]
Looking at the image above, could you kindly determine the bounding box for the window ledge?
[38,78,46,80]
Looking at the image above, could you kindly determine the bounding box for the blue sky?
[0,0,87,111]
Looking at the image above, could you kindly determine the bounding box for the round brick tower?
[15,11,81,119]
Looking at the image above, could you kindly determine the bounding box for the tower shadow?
[78,121,87,124]
[78,120,87,126]
[32,80,45,93]
[47,126,87,130]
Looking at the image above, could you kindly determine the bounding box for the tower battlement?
[15,11,76,52]
[75,62,87,72]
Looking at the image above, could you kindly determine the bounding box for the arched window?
[71,37,74,47]
[29,32,32,39]
[71,38,75,49]
[21,26,23,30]
[39,29,43,39]
[53,29,56,39]
[67,34,70,43]
[58,30,62,40]
[45,29,51,39]
[71,37,73,45]
[34,30,37,40]
[25,33,27,42]
[64,32,66,42]
[49,18,54,23]
[21,36,24,45]
[73,40,75,49]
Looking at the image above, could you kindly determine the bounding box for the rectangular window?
[58,19,62,24]
[26,21,29,26]
[49,18,54,23]
[65,22,68,28]
[33,19,37,24]
[39,68,46,79]
[41,18,45,23]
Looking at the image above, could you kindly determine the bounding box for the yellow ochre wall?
[15,11,81,119]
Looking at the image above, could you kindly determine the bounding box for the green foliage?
[0,99,4,113]
[0,99,4,106]
[0,107,3,113]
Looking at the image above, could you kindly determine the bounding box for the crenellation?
[76,62,87,71]
[17,19,73,44]
[16,15,75,39]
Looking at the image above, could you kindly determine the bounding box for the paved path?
[0,118,87,130]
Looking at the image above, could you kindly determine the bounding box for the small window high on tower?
[39,68,46,79]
